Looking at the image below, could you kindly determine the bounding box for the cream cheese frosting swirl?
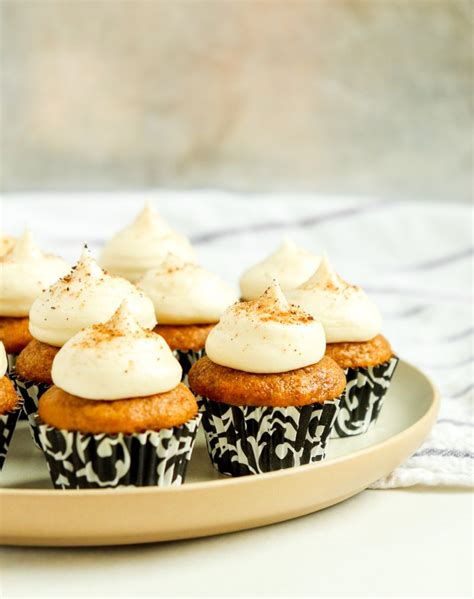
[286,255,382,343]
[52,302,182,400]
[100,202,197,282]
[239,238,321,300]
[0,342,7,377]
[29,248,157,347]
[206,282,326,373]
[0,229,70,317]
[138,254,238,325]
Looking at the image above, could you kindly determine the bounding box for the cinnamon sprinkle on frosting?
[205,281,326,374]
[28,246,156,347]
[287,254,382,343]
[51,301,182,400]
[234,283,314,325]
[75,303,156,348]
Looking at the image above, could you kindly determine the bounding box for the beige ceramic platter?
[0,360,438,547]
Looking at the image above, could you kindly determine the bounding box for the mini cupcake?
[37,303,201,488]
[0,342,23,470]
[188,283,346,476]
[15,247,156,446]
[287,256,398,438]
[138,254,237,381]
[0,229,69,374]
[100,202,197,282]
[239,238,320,301]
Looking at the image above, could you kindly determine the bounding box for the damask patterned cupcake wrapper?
[36,413,202,489]
[200,396,342,477]
[173,349,205,385]
[6,353,18,377]
[9,374,51,449]
[331,356,399,439]
[0,403,23,470]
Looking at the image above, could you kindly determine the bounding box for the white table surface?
[0,192,472,598]
[0,486,471,598]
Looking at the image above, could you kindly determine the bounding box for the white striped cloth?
[1,191,472,488]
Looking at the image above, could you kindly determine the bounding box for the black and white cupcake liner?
[174,349,205,384]
[0,401,23,470]
[37,413,202,489]
[331,356,399,438]
[199,396,342,477]
[6,352,18,377]
[10,374,51,449]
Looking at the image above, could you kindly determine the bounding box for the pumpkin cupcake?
[100,201,197,282]
[15,247,156,447]
[0,229,69,374]
[188,283,346,476]
[0,342,23,470]
[37,303,201,488]
[287,256,398,437]
[239,238,320,301]
[138,254,237,381]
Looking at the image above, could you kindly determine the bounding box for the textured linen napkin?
[2,191,472,488]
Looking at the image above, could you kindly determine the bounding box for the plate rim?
[0,359,439,498]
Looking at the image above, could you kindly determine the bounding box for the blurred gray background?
[1,0,472,202]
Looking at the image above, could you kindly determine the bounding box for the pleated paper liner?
[10,374,51,449]
[174,349,205,385]
[36,413,202,489]
[0,400,23,470]
[331,356,399,438]
[200,395,342,477]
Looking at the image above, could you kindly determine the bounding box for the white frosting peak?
[77,245,104,277]
[206,282,326,374]
[29,248,157,347]
[8,228,42,261]
[0,342,7,377]
[52,302,181,400]
[287,255,382,343]
[103,299,144,334]
[138,254,238,325]
[158,252,186,270]
[0,229,70,317]
[239,238,321,300]
[261,279,291,309]
[299,254,346,291]
[132,201,172,234]
[100,202,197,282]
